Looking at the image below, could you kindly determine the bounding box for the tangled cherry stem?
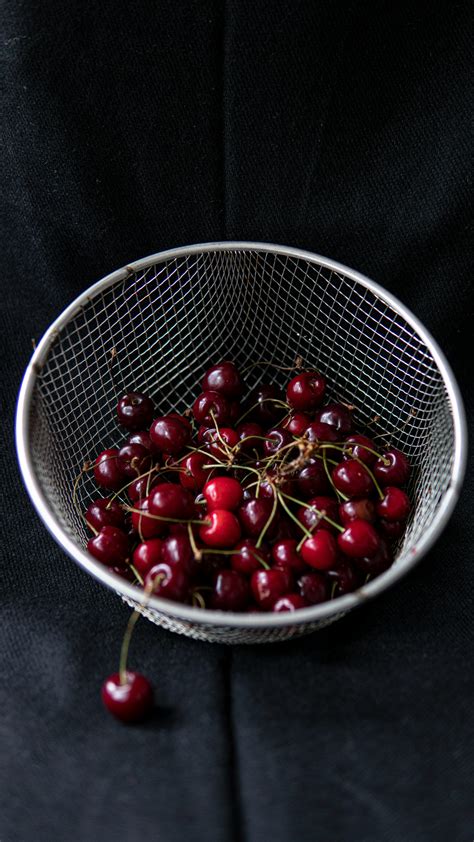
[279,490,344,533]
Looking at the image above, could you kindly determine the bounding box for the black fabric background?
[2,2,473,840]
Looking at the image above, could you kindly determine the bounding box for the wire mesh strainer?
[16,242,467,644]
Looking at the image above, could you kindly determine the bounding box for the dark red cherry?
[273,594,308,611]
[283,412,311,437]
[353,538,392,576]
[297,496,340,533]
[202,361,244,398]
[286,371,326,411]
[271,539,306,574]
[87,525,129,566]
[251,568,288,610]
[298,572,327,605]
[85,498,125,532]
[297,459,329,498]
[150,415,191,455]
[228,400,241,425]
[339,498,376,526]
[301,531,338,570]
[197,425,214,445]
[127,430,156,454]
[235,421,264,453]
[161,534,197,577]
[192,391,231,425]
[379,519,406,539]
[179,452,211,492]
[332,459,374,498]
[238,497,278,539]
[270,560,293,592]
[376,486,410,521]
[231,540,270,575]
[203,477,243,511]
[117,392,154,431]
[118,443,152,478]
[93,449,124,490]
[112,564,135,582]
[199,509,241,548]
[210,570,249,611]
[148,484,195,520]
[326,561,358,596]
[128,473,160,503]
[207,427,240,460]
[246,384,284,426]
[343,434,377,465]
[145,562,190,602]
[373,447,410,486]
[262,427,294,457]
[132,538,163,575]
[337,520,381,558]
[131,497,167,539]
[315,403,353,436]
[102,672,153,723]
[304,421,339,444]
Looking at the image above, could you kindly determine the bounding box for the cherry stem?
[126,505,207,526]
[276,491,312,539]
[279,490,344,533]
[187,522,202,561]
[322,447,348,502]
[209,409,233,460]
[129,563,144,585]
[255,485,279,548]
[119,576,161,684]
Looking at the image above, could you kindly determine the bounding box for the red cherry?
[128,474,160,503]
[304,421,339,443]
[117,392,154,431]
[192,391,231,425]
[235,421,264,453]
[210,570,249,611]
[332,459,374,498]
[286,371,326,411]
[118,443,152,478]
[87,525,129,566]
[337,520,381,558]
[353,538,392,576]
[202,361,243,398]
[301,531,338,570]
[238,497,278,539]
[339,498,376,526]
[314,403,353,435]
[273,594,308,611]
[270,560,293,592]
[271,539,306,574]
[230,540,270,575]
[85,498,125,532]
[262,427,294,457]
[179,452,211,492]
[251,568,288,609]
[298,572,327,604]
[102,672,153,722]
[145,562,190,601]
[343,434,377,465]
[297,459,329,498]
[131,497,167,539]
[127,430,156,454]
[283,412,311,437]
[133,539,163,575]
[207,427,240,460]
[93,449,124,490]
[150,415,191,455]
[373,447,410,486]
[199,509,241,548]
[148,483,195,520]
[203,477,243,511]
[376,487,411,521]
[297,496,340,533]
[160,534,197,577]
[326,562,359,595]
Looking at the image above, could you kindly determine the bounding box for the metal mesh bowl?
[16,242,467,643]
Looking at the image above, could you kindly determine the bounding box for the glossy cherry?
[315,403,353,436]
[179,452,211,492]
[210,570,249,611]
[373,447,410,486]
[192,391,231,425]
[160,533,197,577]
[93,449,124,490]
[202,361,243,398]
[131,497,167,539]
[150,415,191,455]
[128,474,160,503]
[127,430,156,453]
[251,568,288,609]
[297,496,340,533]
[148,483,195,520]
[231,540,270,575]
[235,421,264,453]
[87,525,129,566]
[337,520,381,558]
[326,561,358,596]
[207,427,240,460]
[85,498,125,532]
[238,497,278,539]
[203,477,243,511]
[332,459,374,498]
[298,572,327,605]
[262,427,294,457]
[338,498,376,526]
[297,459,329,498]
[145,562,190,601]
[343,434,378,465]
[301,531,338,570]
[118,443,152,478]
[271,539,306,574]
[376,486,411,521]
[273,594,308,611]
[283,412,311,437]
[117,392,154,431]
[133,538,163,575]
[199,509,241,548]
[353,538,392,576]
[102,672,154,723]
[286,371,326,411]
[304,421,339,444]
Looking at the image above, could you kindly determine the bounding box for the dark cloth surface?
[1,2,473,841]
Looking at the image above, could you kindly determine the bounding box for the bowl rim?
[15,241,468,629]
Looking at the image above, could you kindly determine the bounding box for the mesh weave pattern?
[28,247,454,643]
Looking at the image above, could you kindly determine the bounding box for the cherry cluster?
[82,361,412,619]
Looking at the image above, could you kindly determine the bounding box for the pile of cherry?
[84,361,412,617]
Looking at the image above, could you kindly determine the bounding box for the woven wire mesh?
[27,246,455,643]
